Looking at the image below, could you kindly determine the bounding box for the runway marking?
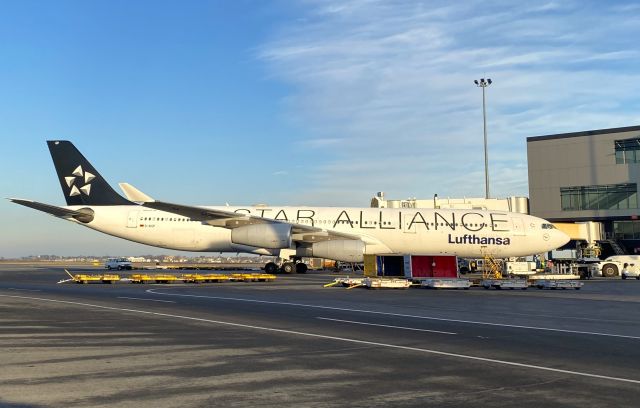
[6,288,41,292]
[1,293,639,385]
[317,317,456,335]
[145,289,640,340]
[116,296,176,303]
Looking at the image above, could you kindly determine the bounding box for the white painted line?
[317,317,456,335]
[146,289,640,340]
[6,288,42,292]
[117,296,176,303]
[0,326,51,329]
[1,293,639,385]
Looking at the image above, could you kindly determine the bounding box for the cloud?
[259,0,640,203]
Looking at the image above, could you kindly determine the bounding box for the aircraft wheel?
[264,262,278,274]
[602,263,618,278]
[281,262,295,274]
[296,263,308,274]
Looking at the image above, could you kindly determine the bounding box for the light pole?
[474,78,492,199]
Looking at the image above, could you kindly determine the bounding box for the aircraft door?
[512,217,525,236]
[127,211,138,228]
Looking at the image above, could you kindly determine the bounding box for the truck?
[588,255,640,278]
[105,258,133,270]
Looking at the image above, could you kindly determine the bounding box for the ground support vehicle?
[502,261,537,277]
[72,274,121,284]
[621,266,640,280]
[181,274,231,283]
[529,273,581,281]
[324,277,366,288]
[130,274,179,284]
[364,277,411,289]
[420,278,471,289]
[580,255,640,278]
[229,273,276,282]
[104,258,133,270]
[481,279,528,290]
[63,269,120,284]
[535,280,583,290]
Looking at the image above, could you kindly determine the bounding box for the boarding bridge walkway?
[553,221,627,256]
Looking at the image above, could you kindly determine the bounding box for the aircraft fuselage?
[70,205,566,258]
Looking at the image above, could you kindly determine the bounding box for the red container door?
[410,255,458,277]
[432,256,458,277]
[410,256,433,277]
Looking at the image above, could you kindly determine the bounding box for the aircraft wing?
[141,200,363,244]
[8,198,94,222]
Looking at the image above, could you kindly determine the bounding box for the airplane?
[9,140,570,274]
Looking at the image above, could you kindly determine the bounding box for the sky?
[1,0,640,257]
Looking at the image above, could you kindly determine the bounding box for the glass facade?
[614,220,640,240]
[615,138,640,164]
[560,183,638,211]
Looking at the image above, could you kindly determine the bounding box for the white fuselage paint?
[64,205,568,258]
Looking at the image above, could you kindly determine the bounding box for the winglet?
[119,183,155,203]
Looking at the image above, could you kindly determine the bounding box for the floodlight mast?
[474,78,492,199]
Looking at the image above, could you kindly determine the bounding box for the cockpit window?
[541,223,556,229]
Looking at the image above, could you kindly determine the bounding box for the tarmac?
[1,263,639,407]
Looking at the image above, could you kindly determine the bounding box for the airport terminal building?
[527,125,640,253]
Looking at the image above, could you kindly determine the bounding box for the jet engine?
[231,223,292,249]
[73,207,95,223]
[312,240,365,262]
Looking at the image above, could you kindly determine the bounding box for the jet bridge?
[552,221,603,243]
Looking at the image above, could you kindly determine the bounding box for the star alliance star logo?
[64,165,95,197]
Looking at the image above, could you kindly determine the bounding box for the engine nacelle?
[73,207,94,223]
[231,223,292,249]
[312,240,365,262]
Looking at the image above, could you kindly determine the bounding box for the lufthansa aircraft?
[10,141,569,273]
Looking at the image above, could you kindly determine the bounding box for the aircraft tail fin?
[47,141,132,206]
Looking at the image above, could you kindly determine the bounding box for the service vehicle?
[590,255,640,278]
[503,261,537,276]
[622,264,640,280]
[105,257,133,270]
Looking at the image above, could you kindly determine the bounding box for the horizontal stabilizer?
[8,198,94,223]
[119,183,154,203]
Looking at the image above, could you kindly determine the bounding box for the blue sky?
[1,0,640,257]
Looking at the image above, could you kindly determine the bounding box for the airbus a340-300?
[10,141,569,273]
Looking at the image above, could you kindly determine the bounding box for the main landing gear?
[264,258,308,274]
